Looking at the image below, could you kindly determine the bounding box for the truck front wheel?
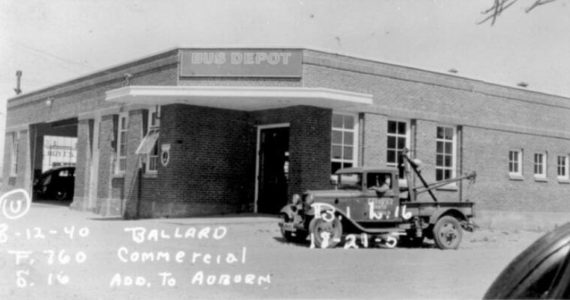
[433,216,463,250]
[309,217,343,249]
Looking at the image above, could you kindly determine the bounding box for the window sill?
[112,173,125,178]
[557,178,570,184]
[508,174,524,181]
[534,176,548,182]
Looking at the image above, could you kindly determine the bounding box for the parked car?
[33,167,75,201]
[484,222,570,299]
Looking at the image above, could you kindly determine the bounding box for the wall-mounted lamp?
[14,70,22,95]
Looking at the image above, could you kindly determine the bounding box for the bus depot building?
[3,47,570,226]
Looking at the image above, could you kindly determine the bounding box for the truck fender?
[280,204,297,221]
[429,208,467,225]
[331,209,373,234]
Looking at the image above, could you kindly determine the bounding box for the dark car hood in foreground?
[484,222,570,299]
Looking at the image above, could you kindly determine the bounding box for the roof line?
[8,46,570,102]
[8,48,180,101]
[303,48,570,101]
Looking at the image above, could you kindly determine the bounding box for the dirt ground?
[0,201,545,300]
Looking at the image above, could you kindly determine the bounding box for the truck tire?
[433,216,463,250]
[309,217,343,249]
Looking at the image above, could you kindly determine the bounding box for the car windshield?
[338,173,362,190]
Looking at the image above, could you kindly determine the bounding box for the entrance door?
[257,126,290,214]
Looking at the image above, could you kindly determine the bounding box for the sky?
[0,0,569,170]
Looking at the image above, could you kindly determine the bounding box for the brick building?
[4,48,570,223]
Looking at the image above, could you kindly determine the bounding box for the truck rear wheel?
[309,217,343,249]
[433,216,463,250]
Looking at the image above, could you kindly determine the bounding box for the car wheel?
[433,216,462,250]
[309,217,343,249]
[54,190,68,201]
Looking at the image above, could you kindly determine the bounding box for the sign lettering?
[180,49,302,78]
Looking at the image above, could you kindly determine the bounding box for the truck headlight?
[291,194,300,205]
[304,193,314,205]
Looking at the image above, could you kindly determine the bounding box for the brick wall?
[302,51,570,139]
[251,106,332,198]
[362,113,384,166]
[94,114,123,216]
[123,109,145,219]
[135,104,255,218]
[6,48,570,219]
[3,129,30,191]
[414,120,462,203]
[3,54,178,213]
[6,49,178,127]
[463,126,570,212]
[302,51,570,213]
[72,119,90,208]
[2,132,14,190]
[129,104,332,218]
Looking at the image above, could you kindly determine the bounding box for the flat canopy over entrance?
[105,86,373,111]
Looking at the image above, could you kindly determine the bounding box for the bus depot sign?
[180,49,302,78]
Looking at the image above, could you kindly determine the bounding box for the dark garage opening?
[30,118,78,205]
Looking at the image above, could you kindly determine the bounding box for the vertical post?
[410,119,417,189]
[457,126,464,202]
[135,160,142,219]
[359,113,365,167]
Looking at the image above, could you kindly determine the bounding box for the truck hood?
[304,189,363,198]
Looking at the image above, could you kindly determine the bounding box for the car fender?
[429,208,467,225]
[280,204,297,221]
[484,222,570,299]
[333,209,366,231]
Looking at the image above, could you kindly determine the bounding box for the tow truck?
[278,150,477,249]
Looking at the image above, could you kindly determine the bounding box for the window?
[146,106,160,173]
[386,120,407,168]
[435,126,455,181]
[557,155,569,180]
[509,150,523,177]
[534,153,546,178]
[8,132,19,177]
[337,173,362,190]
[116,113,128,174]
[58,168,74,177]
[331,113,358,175]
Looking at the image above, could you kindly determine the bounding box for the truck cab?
[331,167,402,223]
